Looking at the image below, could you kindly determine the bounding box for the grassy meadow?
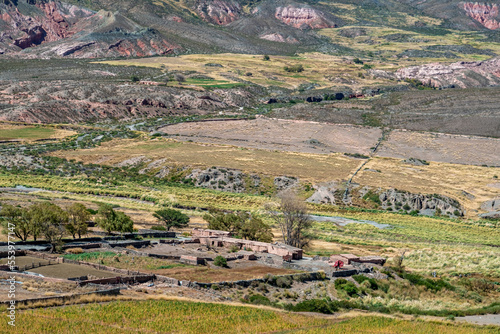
[95,52,399,90]
[1,299,497,333]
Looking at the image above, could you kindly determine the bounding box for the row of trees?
[0,202,136,251]
[1,191,311,250]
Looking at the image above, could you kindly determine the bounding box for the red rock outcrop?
[463,2,500,30]
[195,0,241,25]
[275,6,336,29]
[395,58,500,88]
[0,2,178,58]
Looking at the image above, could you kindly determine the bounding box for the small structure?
[179,255,205,266]
[192,228,232,238]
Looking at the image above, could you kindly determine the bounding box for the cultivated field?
[2,299,497,333]
[0,124,75,142]
[378,130,500,166]
[161,118,382,155]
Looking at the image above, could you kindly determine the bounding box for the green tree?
[203,209,273,242]
[30,202,68,252]
[66,203,90,239]
[96,204,134,234]
[153,208,189,231]
[0,205,31,241]
[239,214,273,243]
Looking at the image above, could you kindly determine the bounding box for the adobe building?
[192,229,303,260]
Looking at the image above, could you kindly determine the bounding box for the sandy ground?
[456,314,500,326]
[160,117,382,155]
[378,130,500,166]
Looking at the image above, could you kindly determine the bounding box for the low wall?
[79,275,155,286]
[0,287,120,306]
[0,250,26,258]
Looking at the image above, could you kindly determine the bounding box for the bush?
[353,275,379,290]
[214,255,227,267]
[248,294,271,306]
[334,279,359,296]
[263,55,270,61]
[284,64,304,73]
[151,225,167,231]
[402,273,454,292]
[230,245,239,253]
[286,299,336,314]
[403,204,411,211]
[130,76,140,82]
[276,277,292,289]
[65,248,83,254]
[353,58,364,64]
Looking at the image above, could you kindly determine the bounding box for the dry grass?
[52,137,362,183]
[95,52,399,90]
[318,26,500,64]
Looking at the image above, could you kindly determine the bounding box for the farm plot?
[27,263,119,280]
[0,124,75,141]
[160,118,382,155]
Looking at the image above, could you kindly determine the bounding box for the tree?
[267,190,311,248]
[30,202,68,252]
[174,73,185,85]
[96,204,134,234]
[203,208,241,234]
[203,209,273,242]
[66,203,90,239]
[239,214,273,243]
[153,208,189,231]
[0,205,31,241]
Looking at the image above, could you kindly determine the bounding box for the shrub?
[334,279,358,296]
[284,64,304,73]
[263,55,270,61]
[353,58,363,64]
[403,204,411,211]
[248,294,271,306]
[276,277,292,289]
[230,245,239,253]
[65,248,83,254]
[286,299,337,314]
[151,225,167,231]
[214,255,227,267]
[130,76,140,82]
[353,275,379,290]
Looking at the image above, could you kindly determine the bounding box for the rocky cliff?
[195,0,241,25]
[307,183,463,217]
[0,0,178,57]
[463,2,500,30]
[0,81,254,123]
[395,58,500,88]
[274,5,337,29]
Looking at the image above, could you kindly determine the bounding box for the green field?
[2,299,497,333]
[0,125,76,141]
